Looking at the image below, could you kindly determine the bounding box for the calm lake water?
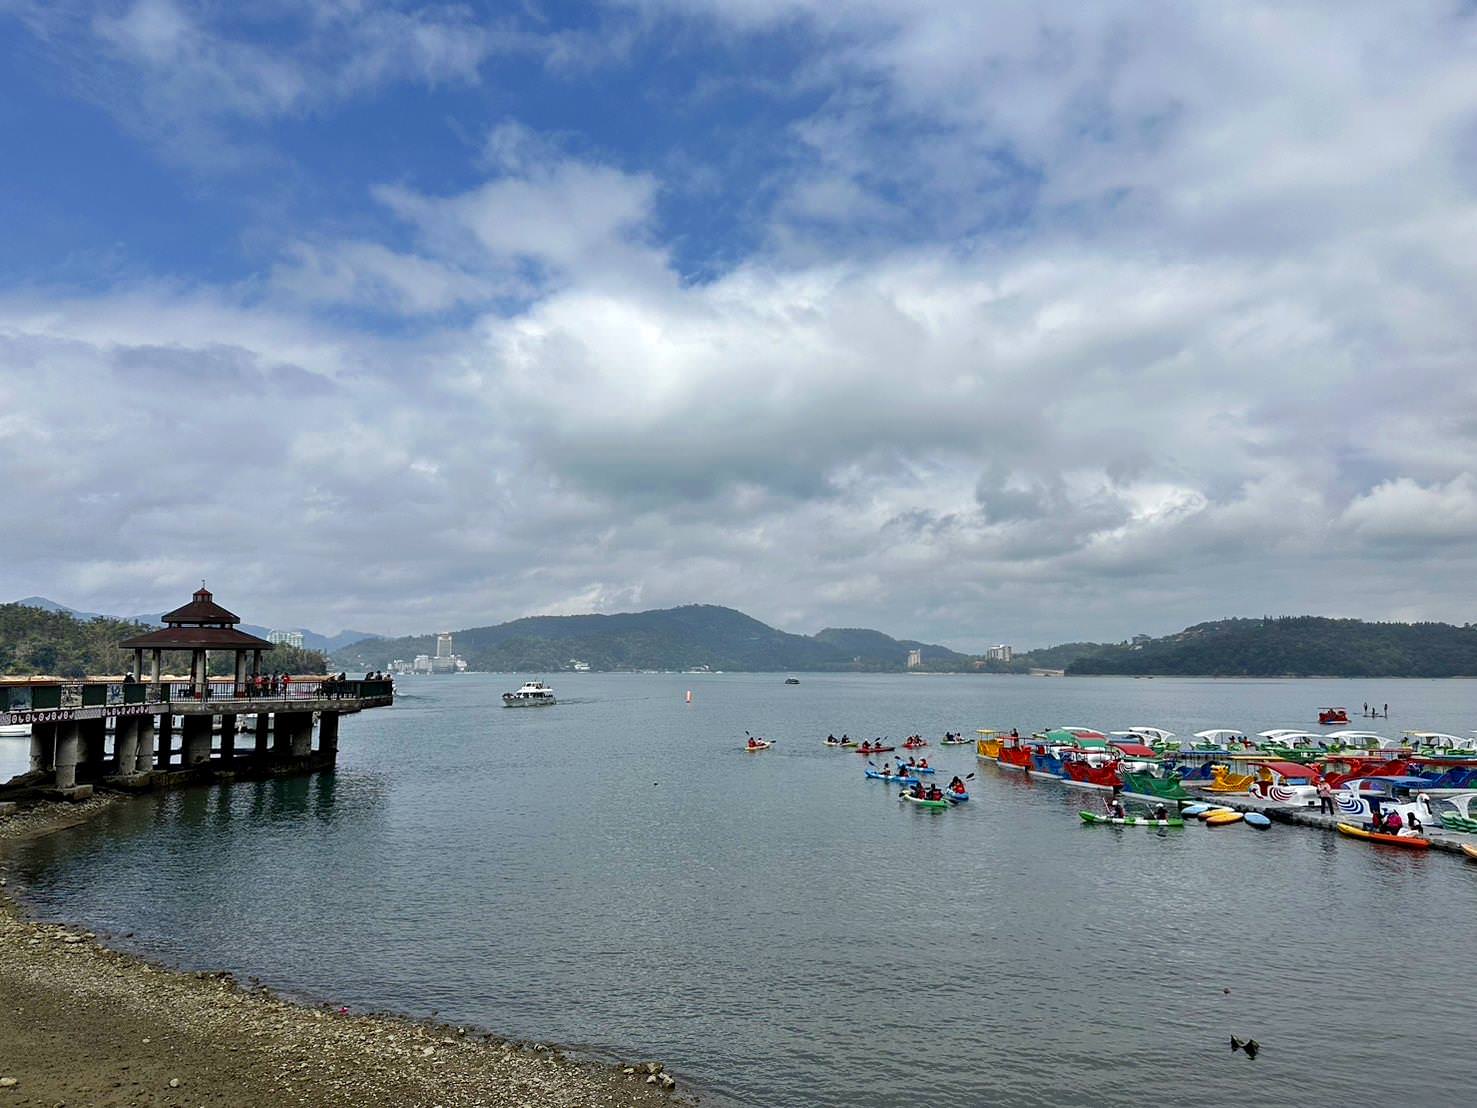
[5,673,1477,1107]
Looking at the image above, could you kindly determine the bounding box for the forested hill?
[1066,617,1477,677]
[0,603,328,677]
[334,605,970,673]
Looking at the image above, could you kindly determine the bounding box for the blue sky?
[3,1,1477,648]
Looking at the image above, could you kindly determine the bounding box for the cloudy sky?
[3,1,1476,649]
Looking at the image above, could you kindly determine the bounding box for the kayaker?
[860,741,871,753]
[948,775,964,792]
[1108,797,1127,819]
[918,758,929,769]
[827,733,836,744]
[926,784,942,801]
[912,781,926,799]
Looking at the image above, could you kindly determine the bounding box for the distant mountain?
[10,597,381,654]
[1066,617,1477,677]
[332,604,975,673]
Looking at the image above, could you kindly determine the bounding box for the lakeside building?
[267,629,304,649]
[906,649,923,669]
[986,644,1013,663]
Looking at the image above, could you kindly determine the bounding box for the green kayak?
[900,794,951,811]
[1079,812,1185,828]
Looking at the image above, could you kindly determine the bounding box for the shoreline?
[0,798,694,1107]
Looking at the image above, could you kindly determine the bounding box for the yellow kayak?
[1205,810,1244,826]
[1463,844,1477,861]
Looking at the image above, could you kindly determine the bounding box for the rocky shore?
[0,801,690,1107]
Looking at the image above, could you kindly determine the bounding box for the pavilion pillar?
[254,713,270,759]
[252,650,261,678]
[132,649,143,681]
[182,715,212,766]
[29,721,57,774]
[156,713,174,770]
[291,713,313,758]
[272,712,295,757]
[191,649,204,698]
[115,717,140,776]
[219,714,237,766]
[318,711,339,759]
[54,721,81,790]
[134,715,156,774]
[77,718,106,783]
[234,652,247,697]
[151,648,161,690]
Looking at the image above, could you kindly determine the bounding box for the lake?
[5,673,1476,1106]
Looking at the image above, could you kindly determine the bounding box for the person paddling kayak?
[948,775,965,794]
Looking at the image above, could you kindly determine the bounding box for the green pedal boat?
[1079,812,1184,828]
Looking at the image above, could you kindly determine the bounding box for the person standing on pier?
[1316,778,1334,815]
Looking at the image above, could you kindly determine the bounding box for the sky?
[3,1,1477,650]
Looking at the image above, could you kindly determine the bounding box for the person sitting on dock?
[1405,811,1423,835]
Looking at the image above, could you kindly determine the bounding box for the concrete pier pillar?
[115,717,140,775]
[219,714,237,766]
[182,715,212,767]
[54,721,81,790]
[156,715,174,770]
[271,712,293,757]
[29,721,57,774]
[254,713,270,759]
[282,712,313,758]
[135,716,156,774]
[318,711,339,758]
[78,718,106,783]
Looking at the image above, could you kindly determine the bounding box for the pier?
[1174,792,1477,857]
[0,588,391,805]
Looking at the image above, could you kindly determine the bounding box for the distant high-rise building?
[435,632,453,659]
[268,629,304,649]
[986,644,1013,663]
[906,648,923,669]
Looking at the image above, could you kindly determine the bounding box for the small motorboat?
[503,681,556,707]
[784,677,800,685]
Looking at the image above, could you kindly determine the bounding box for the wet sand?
[0,800,688,1107]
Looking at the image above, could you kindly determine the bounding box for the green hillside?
[335,605,974,673]
[1067,617,1477,677]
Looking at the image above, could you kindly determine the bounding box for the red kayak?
[902,740,928,749]
[855,746,896,754]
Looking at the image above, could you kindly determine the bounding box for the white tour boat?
[502,681,556,707]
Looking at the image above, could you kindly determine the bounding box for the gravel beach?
[0,800,691,1108]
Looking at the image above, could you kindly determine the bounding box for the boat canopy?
[1060,727,1108,739]
[1348,776,1432,792]
[1263,731,1324,744]
[975,729,998,735]
[1194,729,1246,742]
[1258,729,1308,739]
[1110,741,1158,757]
[1127,726,1174,741]
[1253,761,1321,780]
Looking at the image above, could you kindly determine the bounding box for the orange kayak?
[1335,823,1430,850]
[1462,844,1477,861]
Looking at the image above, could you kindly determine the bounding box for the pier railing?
[0,677,394,715]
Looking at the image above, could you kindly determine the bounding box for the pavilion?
[119,585,273,696]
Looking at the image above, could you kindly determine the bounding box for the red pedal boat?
[1318,707,1350,725]
[1062,760,1122,790]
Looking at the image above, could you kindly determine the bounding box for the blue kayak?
[1244,812,1272,829]
[866,769,920,785]
[895,765,936,775]
[1181,803,1212,817]
[944,791,969,802]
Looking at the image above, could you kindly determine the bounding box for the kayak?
[902,742,928,750]
[1336,822,1431,850]
[899,794,950,811]
[855,746,896,755]
[1196,807,1235,821]
[1244,812,1272,829]
[1463,844,1477,861]
[896,765,935,775]
[1079,812,1184,828]
[744,741,773,751]
[1181,803,1212,817]
[866,769,920,785]
[939,738,971,746]
[823,741,857,748]
[945,791,969,802]
[1205,811,1244,826]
